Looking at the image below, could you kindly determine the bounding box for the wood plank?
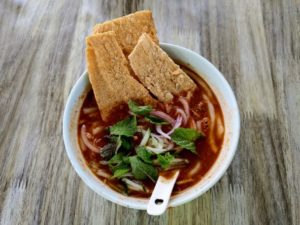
[0,0,299,224]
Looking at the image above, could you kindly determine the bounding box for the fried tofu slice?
[93,10,158,55]
[128,33,196,102]
[86,31,156,121]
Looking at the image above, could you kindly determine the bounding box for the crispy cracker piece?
[86,31,156,121]
[93,10,158,55]
[128,33,196,102]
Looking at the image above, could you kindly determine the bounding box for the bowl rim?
[63,42,240,209]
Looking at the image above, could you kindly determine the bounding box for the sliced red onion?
[156,125,171,139]
[155,115,182,139]
[176,108,187,125]
[151,110,175,125]
[166,116,182,135]
[81,125,101,153]
[83,107,98,114]
[179,96,190,119]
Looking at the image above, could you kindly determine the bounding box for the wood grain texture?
[0,0,299,224]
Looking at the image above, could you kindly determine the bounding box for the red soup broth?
[78,66,224,197]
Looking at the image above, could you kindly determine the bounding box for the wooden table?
[1,0,299,224]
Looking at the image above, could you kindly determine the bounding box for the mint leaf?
[110,116,137,137]
[108,153,124,166]
[170,128,202,153]
[157,152,175,169]
[112,168,130,179]
[115,135,122,153]
[136,146,152,164]
[110,135,133,153]
[128,100,152,116]
[120,136,132,151]
[122,156,130,164]
[171,128,202,141]
[108,153,130,172]
[144,115,168,124]
[129,156,158,181]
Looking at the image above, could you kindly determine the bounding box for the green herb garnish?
[128,101,167,124]
[112,168,130,179]
[129,156,158,181]
[110,116,137,137]
[170,128,202,153]
[157,152,175,169]
[128,100,152,116]
[108,153,130,172]
[136,146,153,164]
[144,115,168,124]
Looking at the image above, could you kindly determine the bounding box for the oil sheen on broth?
[78,66,224,198]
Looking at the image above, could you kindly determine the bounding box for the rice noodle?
[88,112,99,118]
[179,96,190,119]
[176,178,194,185]
[92,126,103,135]
[165,104,172,113]
[186,91,193,100]
[78,137,87,151]
[203,95,218,153]
[176,108,187,125]
[96,170,111,178]
[209,139,218,153]
[188,117,197,129]
[216,117,224,139]
[203,95,215,129]
[91,121,101,128]
[83,107,98,114]
[196,120,202,132]
[81,125,101,153]
[187,161,201,177]
[188,72,213,99]
[151,110,175,125]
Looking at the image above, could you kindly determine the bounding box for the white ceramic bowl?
[63,43,240,210]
